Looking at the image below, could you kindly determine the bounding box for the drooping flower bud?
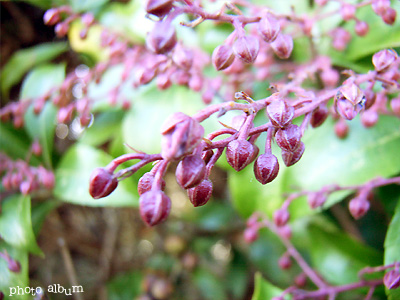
[273,208,290,227]
[334,83,365,120]
[341,4,356,21]
[176,155,206,189]
[281,142,305,167]
[267,100,295,128]
[382,8,396,25]
[146,0,173,18]
[226,139,256,172]
[270,34,293,59]
[146,21,177,54]
[278,253,292,270]
[275,124,302,152]
[335,119,349,139]
[0,252,21,273]
[307,192,327,209]
[331,28,351,51]
[38,166,55,190]
[254,153,279,184]
[89,168,118,199]
[384,269,400,290]
[354,21,369,37]
[138,172,166,195]
[320,68,340,88]
[160,112,204,160]
[361,110,379,128]
[372,0,391,16]
[233,36,260,64]
[390,97,400,117]
[20,180,33,196]
[139,190,171,226]
[212,44,235,71]
[258,13,280,42]
[31,140,42,156]
[243,227,259,243]
[310,105,329,128]
[55,22,69,37]
[172,43,193,70]
[187,179,213,207]
[295,273,307,287]
[372,49,398,72]
[349,196,370,219]
[43,8,60,25]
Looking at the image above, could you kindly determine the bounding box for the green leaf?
[225,249,249,299]
[107,271,143,300]
[0,42,68,98]
[252,272,289,300]
[0,242,29,300]
[54,143,138,207]
[24,102,57,168]
[307,222,382,286]
[0,195,43,256]
[20,63,66,100]
[69,0,109,12]
[193,268,227,300]
[31,201,59,237]
[384,199,400,300]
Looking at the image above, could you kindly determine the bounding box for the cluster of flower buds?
[0,153,55,195]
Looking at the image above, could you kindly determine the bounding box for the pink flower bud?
[243,227,259,243]
[315,0,328,5]
[277,225,292,239]
[226,140,256,172]
[320,68,340,88]
[308,192,327,209]
[266,100,295,128]
[341,4,356,21]
[176,155,206,189]
[361,110,379,128]
[254,153,279,184]
[331,28,351,51]
[188,73,203,92]
[146,0,174,18]
[372,0,391,16]
[275,124,302,152]
[81,13,95,27]
[310,105,329,128]
[57,105,74,124]
[8,258,21,273]
[354,21,369,36]
[212,45,235,71]
[382,7,396,25]
[160,112,204,160]
[349,196,370,219]
[384,269,400,290]
[278,253,292,270]
[43,8,60,25]
[274,209,290,227]
[335,119,349,139]
[2,174,12,191]
[334,83,365,120]
[270,34,293,59]
[233,36,260,64]
[89,168,118,199]
[281,142,305,167]
[372,49,398,72]
[187,179,213,207]
[146,21,177,54]
[390,97,400,117]
[139,190,171,226]
[55,22,69,38]
[295,273,307,287]
[138,172,166,195]
[20,180,33,195]
[258,13,280,42]
[172,44,193,70]
[31,140,42,156]
[157,73,172,90]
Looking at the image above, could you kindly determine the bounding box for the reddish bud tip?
[139,190,171,226]
[254,153,279,184]
[138,172,166,195]
[89,168,118,199]
[273,209,290,227]
[270,34,293,59]
[275,124,302,152]
[278,254,292,270]
[267,100,295,128]
[382,8,396,25]
[372,49,398,72]
[187,179,213,207]
[146,0,173,18]
[226,139,256,172]
[212,44,235,71]
[349,197,370,219]
[281,142,305,167]
[244,227,259,243]
[176,155,206,189]
[258,13,280,42]
[310,105,329,128]
[295,273,307,287]
[233,36,260,64]
[384,269,400,290]
[55,22,69,37]
[146,21,177,54]
[43,8,60,25]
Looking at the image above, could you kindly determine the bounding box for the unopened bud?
[244,227,259,243]
[161,113,204,160]
[384,269,400,290]
[267,100,294,128]
[271,34,293,59]
[382,8,396,25]
[349,196,370,219]
[295,273,307,287]
[372,49,398,72]
[89,168,118,199]
[258,13,280,42]
[187,179,213,207]
[273,208,290,227]
[20,181,33,195]
[320,68,339,88]
[281,142,305,167]
[233,36,260,64]
[390,97,400,117]
[188,73,203,92]
[81,13,95,27]
[212,44,235,71]
[310,105,329,128]
[355,21,369,36]
[157,73,172,90]
[334,83,365,120]
[139,190,171,226]
[364,89,376,109]
[146,0,174,18]
[372,0,391,16]
[31,140,42,156]
[55,22,69,37]
[277,225,292,239]
[138,172,166,195]
[254,153,279,184]
[226,139,256,172]
[308,192,327,209]
[146,21,177,54]
[176,155,206,189]
[331,28,351,51]
[38,167,55,189]
[341,4,356,21]
[278,253,292,270]
[172,44,193,70]
[335,119,349,139]
[361,110,379,128]
[275,124,302,152]
[43,8,60,25]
